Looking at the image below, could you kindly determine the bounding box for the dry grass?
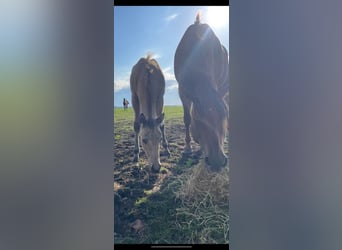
[174,161,229,243]
[176,161,229,204]
[114,161,229,244]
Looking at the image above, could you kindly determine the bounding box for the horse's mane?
[145,53,153,61]
[195,11,201,24]
[144,53,160,71]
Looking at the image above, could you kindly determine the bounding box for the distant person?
[123,98,129,110]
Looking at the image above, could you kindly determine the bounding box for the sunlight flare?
[206,6,229,29]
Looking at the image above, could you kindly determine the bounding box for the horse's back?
[174,22,228,100]
[130,56,165,119]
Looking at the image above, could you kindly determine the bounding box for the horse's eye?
[142,138,148,144]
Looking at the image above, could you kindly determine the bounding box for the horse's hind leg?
[179,87,192,154]
[160,123,171,157]
[132,94,140,162]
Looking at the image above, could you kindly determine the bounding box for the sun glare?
[206,6,229,29]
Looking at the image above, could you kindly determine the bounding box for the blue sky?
[114,6,229,107]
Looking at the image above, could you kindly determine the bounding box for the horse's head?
[191,90,228,172]
[139,113,164,172]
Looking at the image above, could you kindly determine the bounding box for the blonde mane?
[145,53,153,61]
[195,11,202,24]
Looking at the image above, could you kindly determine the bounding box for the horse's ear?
[155,113,165,124]
[139,113,146,125]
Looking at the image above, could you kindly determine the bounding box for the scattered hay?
[114,182,122,192]
[174,160,229,244]
[176,160,229,205]
[115,160,230,244]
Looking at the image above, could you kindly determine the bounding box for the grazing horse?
[123,98,129,110]
[174,13,229,171]
[130,55,171,172]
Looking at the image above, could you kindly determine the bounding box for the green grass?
[159,166,168,174]
[143,189,154,195]
[163,106,184,120]
[114,107,135,122]
[114,106,183,141]
[114,105,183,123]
[135,196,148,206]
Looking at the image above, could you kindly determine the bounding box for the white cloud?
[114,79,130,92]
[167,83,178,90]
[166,80,178,90]
[114,67,131,92]
[165,13,178,22]
[162,67,176,81]
[153,53,161,59]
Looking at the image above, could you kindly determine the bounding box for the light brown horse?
[174,13,229,171]
[130,55,170,172]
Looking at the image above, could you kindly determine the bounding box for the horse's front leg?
[133,121,140,162]
[160,123,171,157]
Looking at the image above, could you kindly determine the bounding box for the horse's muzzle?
[151,163,161,173]
[205,156,228,171]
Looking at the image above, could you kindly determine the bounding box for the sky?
[114,6,229,107]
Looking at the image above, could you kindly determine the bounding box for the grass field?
[114,105,183,122]
[114,105,229,244]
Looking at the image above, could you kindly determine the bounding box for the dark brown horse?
[174,13,229,171]
[123,98,129,110]
[130,55,170,172]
